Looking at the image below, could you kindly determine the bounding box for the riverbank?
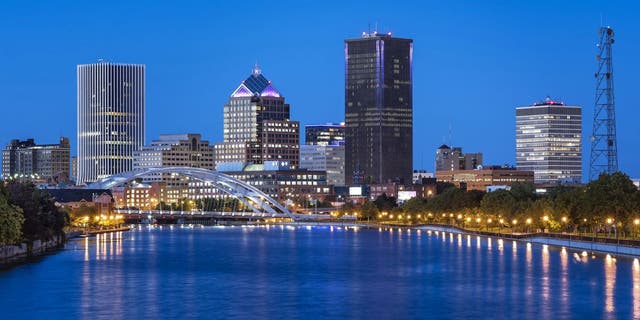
[1,226,131,268]
[413,223,640,258]
[279,220,640,258]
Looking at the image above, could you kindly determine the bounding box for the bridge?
[88,167,301,220]
[113,209,331,222]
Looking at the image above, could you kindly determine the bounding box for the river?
[1,225,638,319]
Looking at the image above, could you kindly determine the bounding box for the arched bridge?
[88,167,295,220]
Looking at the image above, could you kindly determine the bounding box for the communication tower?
[589,26,618,180]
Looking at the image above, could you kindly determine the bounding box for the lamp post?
[634,218,640,238]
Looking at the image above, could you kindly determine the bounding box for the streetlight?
[526,218,532,233]
[512,219,518,233]
[634,218,640,238]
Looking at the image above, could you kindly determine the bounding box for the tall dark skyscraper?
[344,31,413,185]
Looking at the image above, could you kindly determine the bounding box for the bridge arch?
[87,167,294,220]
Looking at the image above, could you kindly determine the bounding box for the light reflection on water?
[1,226,639,319]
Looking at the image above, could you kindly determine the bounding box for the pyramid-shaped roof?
[230,64,281,98]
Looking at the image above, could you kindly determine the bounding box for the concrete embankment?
[1,227,131,266]
[0,235,65,265]
[417,224,640,258]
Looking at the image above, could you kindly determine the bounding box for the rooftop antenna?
[253,60,261,75]
[448,122,453,146]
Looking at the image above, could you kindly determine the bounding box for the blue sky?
[1,0,638,178]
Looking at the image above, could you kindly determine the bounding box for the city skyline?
[1,0,639,179]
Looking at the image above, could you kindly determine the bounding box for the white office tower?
[77,62,145,185]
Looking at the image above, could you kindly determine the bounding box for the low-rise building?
[45,188,114,215]
[369,182,437,201]
[133,134,215,187]
[436,166,534,191]
[435,145,482,172]
[2,137,71,183]
[215,161,331,204]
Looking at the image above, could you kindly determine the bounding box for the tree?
[582,172,640,234]
[403,197,428,214]
[480,189,516,219]
[4,181,68,243]
[374,193,397,211]
[509,182,537,203]
[0,189,24,248]
[339,202,356,216]
[361,201,379,220]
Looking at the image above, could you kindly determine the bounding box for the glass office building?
[345,32,413,185]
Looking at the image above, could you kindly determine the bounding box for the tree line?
[348,172,640,236]
[0,181,68,249]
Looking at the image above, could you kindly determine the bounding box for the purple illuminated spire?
[260,84,281,97]
[231,83,253,97]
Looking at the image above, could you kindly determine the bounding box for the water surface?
[1,225,638,319]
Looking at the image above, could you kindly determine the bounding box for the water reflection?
[634,259,640,318]
[605,254,616,314]
[5,227,640,319]
[542,245,549,301]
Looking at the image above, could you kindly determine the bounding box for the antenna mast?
[589,26,618,180]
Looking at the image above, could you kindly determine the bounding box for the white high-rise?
[516,97,582,184]
[77,62,145,185]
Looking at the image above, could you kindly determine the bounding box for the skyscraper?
[345,31,413,185]
[516,97,582,184]
[214,65,299,169]
[77,62,145,185]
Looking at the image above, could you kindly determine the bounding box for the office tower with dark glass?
[516,97,582,184]
[345,32,413,185]
[77,62,145,185]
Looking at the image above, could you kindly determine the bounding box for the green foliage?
[426,187,481,213]
[374,193,397,211]
[3,181,69,242]
[0,187,24,246]
[402,197,428,214]
[481,189,516,218]
[582,172,640,228]
[361,201,379,220]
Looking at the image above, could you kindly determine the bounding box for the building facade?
[305,123,345,146]
[133,133,215,187]
[516,97,582,184]
[345,32,413,185]
[77,62,145,185]
[2,137,71,183]
[436,166,535,191]
[214,65,299,169]
[300,144,345,186]
[435,145,483,172]
[214,161,331,203]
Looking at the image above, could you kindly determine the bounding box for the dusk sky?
[1,0,638,178]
